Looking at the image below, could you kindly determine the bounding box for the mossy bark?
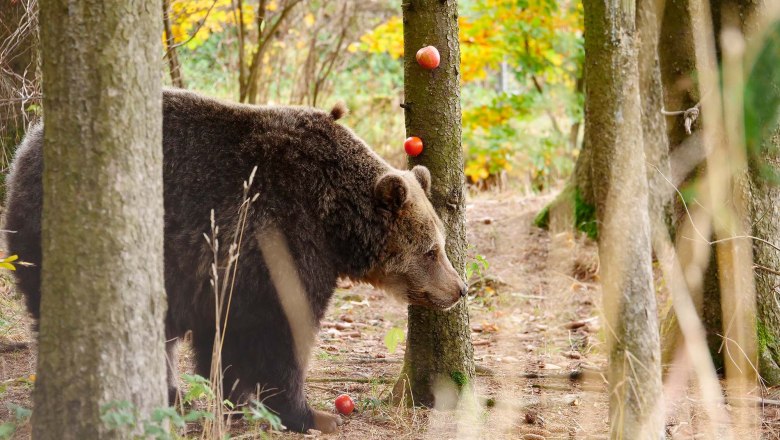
[35,1,167,438]
[584,0,663,437]
[395,0,474,408]
[736,0,780,386]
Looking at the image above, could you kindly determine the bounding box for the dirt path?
[0,193,613,439]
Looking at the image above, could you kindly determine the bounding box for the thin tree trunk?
[35,1,167,438]
[242,0,300,104]
[163,0,185,88]
[236,0,246,99]
[638,0,672,241]
[395,0,474,408]
[584,0,663,437]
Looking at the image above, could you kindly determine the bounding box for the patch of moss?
[533,205,550,229]
[533,185,598,240]
[573,188,598,240]
[758,319,773,354]
[450,371,468,389]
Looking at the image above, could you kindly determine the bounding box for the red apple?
[416,46,440,70]
[404,136,424,157]
[335,394,355,416]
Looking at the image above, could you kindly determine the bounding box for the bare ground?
[1,192,778,438]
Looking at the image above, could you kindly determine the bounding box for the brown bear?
[3,88,467,433]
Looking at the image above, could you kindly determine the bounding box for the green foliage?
[243,399,284,433]
[466,253,489,281]
[384,327,405,354]
[757,319,773,354]
[574,187,597,240]
[449,370,468,389]
[100,400,137,430]
[745,19,780,183]
[534,186,597,239]
[100,399,213,439]
[181,373,215,404]
[533,204,550,229]
[0,403,31,439]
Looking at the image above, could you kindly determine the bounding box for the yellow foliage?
[357,0,582,84]
[167,0,254,49]
[359,16,404,60]
[304,12,315,27]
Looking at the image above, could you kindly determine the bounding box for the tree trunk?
[637,0,672,242]
[35,1,167,438]
[395,0,474,408]
[744,15,780,385]
[584,0,663,437]
[163,0,186,88]
[656,0,729,371]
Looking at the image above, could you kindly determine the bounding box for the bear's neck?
[318,154,393,283]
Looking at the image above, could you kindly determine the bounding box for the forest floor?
[1,191,779,439]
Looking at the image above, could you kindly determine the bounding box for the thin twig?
[307,377,395,384]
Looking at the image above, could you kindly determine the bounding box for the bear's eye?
[425,248,437,260]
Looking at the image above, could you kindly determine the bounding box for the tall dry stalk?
[201,166,259,439]
[689,1,759,435]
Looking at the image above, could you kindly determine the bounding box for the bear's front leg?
[198,323,341,433]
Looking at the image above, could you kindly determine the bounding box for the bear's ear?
[374,173,409,214]
[411,165,431,196]
[330,101,348,120]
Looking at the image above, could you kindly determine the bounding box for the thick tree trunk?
[35,1,167,438]
[751,130,780,384]
[745,14,780,385]
[584,0,663,437]
[395,0,474,408]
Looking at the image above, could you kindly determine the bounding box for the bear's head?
[366,165,467,310]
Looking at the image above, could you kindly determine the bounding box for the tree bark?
[744,11,780,385]
[395,0,474,408]
[584,0,663,437]
[638,0,673,241]
[35,1,167,438]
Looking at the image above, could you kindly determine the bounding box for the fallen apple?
[335,393,355,416]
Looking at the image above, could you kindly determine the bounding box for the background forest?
[2,0,584,195]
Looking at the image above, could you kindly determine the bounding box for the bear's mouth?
[407,290,460,310]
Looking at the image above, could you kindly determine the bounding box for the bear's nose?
[459,283,468,298]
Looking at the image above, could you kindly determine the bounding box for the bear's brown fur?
[3,88,467,433]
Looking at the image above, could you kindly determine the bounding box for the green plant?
[384,327,405,354]
[243,399,284,434]
[0,403,31,439]
[465,253,489,281]
[180,373,215,405]
[100,400,213,440]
